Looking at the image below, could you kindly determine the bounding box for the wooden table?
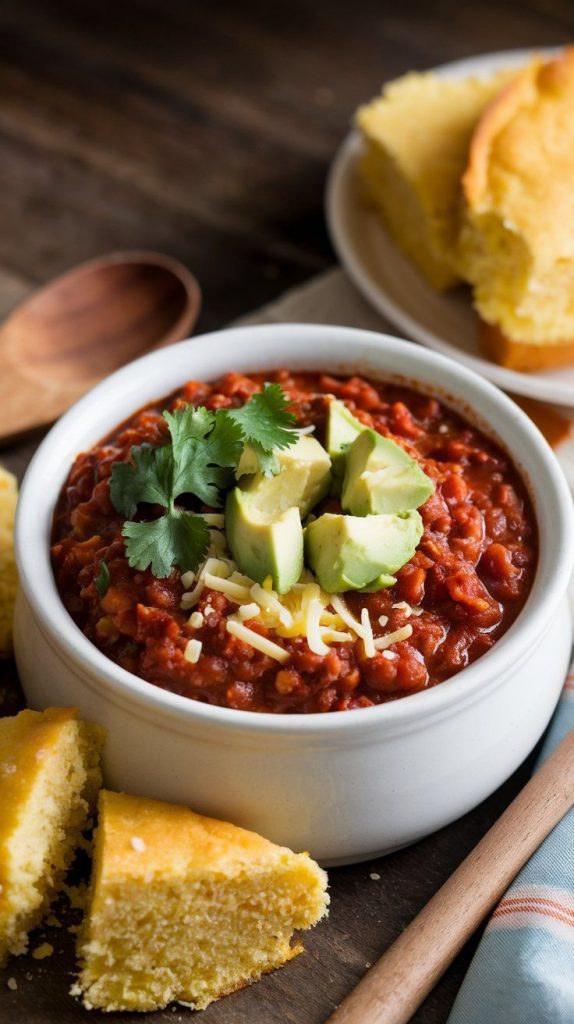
[2,1,572,1020]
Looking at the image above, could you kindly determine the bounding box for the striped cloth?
[447,669,574,1024]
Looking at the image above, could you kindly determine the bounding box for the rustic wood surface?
[1,1,571,1021]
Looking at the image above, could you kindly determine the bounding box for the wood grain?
[0,251,200,441]
[328,728,574,1024]
[1,2,573,1022]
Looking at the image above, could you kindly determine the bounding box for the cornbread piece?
[0,707,104,964]
[75,792,329,1011]
[356,68,514,290]
[0,466,18,656]
[459,50,574,369]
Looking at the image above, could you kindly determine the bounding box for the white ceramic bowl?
[14,324,574,865]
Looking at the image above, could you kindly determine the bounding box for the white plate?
[325,47,574,406]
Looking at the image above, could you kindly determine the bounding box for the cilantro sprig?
[109,384,298,578]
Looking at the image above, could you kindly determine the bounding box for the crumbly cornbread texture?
[459,50,574,368]
[0,707,104,964]
[74,792,329,1012]
[0,466,18,656]
[356,69,513,290]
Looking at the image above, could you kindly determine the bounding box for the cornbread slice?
[0,466,18,656]
[356,68,514,290]
[75,792,329,1011]
[459,50,574,369]
[0,707,104,964]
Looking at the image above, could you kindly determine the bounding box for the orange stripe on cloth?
[492,905,574,930]
[495,896,574,922]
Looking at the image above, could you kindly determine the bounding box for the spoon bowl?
[0,250,201,443]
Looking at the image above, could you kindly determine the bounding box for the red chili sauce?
[51,371,537,713]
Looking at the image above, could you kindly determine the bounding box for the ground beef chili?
[51,370,537,714]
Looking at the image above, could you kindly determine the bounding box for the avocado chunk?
[225,488,303,594]
[342,429,434,516]
[325,400,366,483]
[304,510,422,593]
[236,435,332,519]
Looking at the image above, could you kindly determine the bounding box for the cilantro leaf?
[109,384,298,579]
[163,405,215,461]
[122,511,210,578]
[225,383,298,453]
[94,561,110,598]
[110,445,172,518]
[168,406,243,506]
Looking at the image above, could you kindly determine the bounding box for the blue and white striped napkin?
[447,666,574,1024]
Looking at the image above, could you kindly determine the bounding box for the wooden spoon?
[327,726,574,1024]
[0,250,201,444]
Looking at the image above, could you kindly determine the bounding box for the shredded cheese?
[184,638,203,663]
[188,611,204,628]
[180,579,205,609]
[330,595,367,641]
[237,602,260,621]
[392,601,412,618]
[200,558,231,580]
[360,607,375,658]
[374,624,413,651]
[250,583,293,628]
[202,572,251,603]
[378,614,389,628]
[320,629,353,643]
[382,650,397,660]
[181,570,196,590]
[306,596,330,656]
[226,618,290,664]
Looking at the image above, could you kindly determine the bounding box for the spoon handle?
[326,726,574,1024]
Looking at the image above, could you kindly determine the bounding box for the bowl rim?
[15,322,574,735]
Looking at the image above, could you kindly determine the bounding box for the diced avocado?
[342,429,434,516]
[225,488,303,594]
[237,435,332,519]
[236,444,261,478]
[304,510,422,593]
[325,399,366,482]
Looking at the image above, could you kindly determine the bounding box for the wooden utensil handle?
[327,727,574,1024]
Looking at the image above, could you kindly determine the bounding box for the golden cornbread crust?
[459,49,574,367]
[355,68,514,290]
[75,791,329,1012]
[0,466,18,656]
[0,707,104,965]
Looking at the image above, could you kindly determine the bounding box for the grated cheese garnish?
[202,572,251,603]
[184,638,203,664]
[392,601,412,618]
[226,618,290,664]
[374,624,413,651]
[330,595,367,642]
[306,596,330,656]
[237,602,261,621]
[188,611,204,629]
[361,607,375,658]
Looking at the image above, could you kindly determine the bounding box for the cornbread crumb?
[0,708,104,965]
[32,942,54,960]
[369,872,381,881]
[7,976,17,990]
[75,792,329,1012]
